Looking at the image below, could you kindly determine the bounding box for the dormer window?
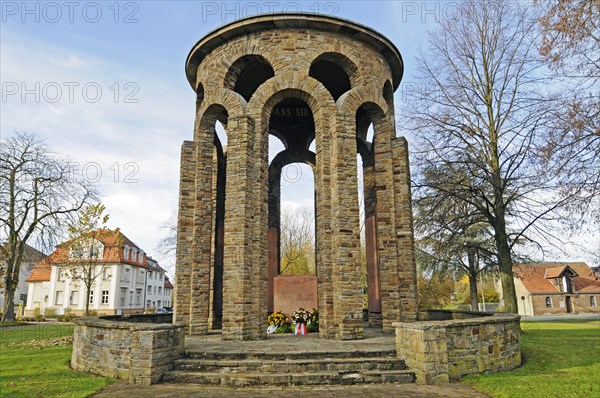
[124,246,129,260]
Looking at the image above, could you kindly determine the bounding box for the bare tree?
[404,0,571,313]
[279,205,315,275]
[156,212,177,257]
[537,0,599,233]
[538,0,599,80]
[0,132,95,322]
[63,204,115,317]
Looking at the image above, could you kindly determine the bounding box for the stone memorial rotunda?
[175,13,418,340]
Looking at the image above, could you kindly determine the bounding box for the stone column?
[221,116,261,340]
[330,115,364,339]
[374,119,405,330]
[392,137,418,321]
[174,141,196,328]
[314,115,335,339]
[188,124,216,334]
[251,118,269,339]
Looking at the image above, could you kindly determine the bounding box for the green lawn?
[0,324,74,344]
[464,319,600,398]
[0,325,113,398]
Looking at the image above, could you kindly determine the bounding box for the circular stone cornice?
[186,13,404,91]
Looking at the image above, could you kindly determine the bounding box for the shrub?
[274,323,293,333]
[307,308,319,332]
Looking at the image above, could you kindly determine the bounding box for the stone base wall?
[71,318,184,385]
[394,313,521,384]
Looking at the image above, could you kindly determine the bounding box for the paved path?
[94,382,489,398]
[184,327,396,356]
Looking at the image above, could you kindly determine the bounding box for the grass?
[464,319,600,398]
[0,324,114,398]
[0,322,32,328]
[0,324,74,344]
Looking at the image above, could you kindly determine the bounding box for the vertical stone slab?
[174,141,196,328]
[212,148,226,329]
[392,137,418,321]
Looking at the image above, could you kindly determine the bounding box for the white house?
[145,257,173,310]
[25,229,171,316]
[0,244,46,316]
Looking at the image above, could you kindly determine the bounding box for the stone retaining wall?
[71,318,184,385]
[394,313,521,384]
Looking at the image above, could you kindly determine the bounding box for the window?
[70,291,79,305]
[591,296,597,308]
[545,297,553,308]
[55,291,64,305]
[158,286,162,295]
[123,246,129,260]
[147,300,151,307]
[136,289,142,304]
[101,290,109,305]
[564,276,575,293]
[157,300,162,308]
[148,271,152,279]
[89,290,94,305]
[124,268,130,282]
[91,246,100,259]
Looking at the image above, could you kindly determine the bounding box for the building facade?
[0,244,46,316]
[511,262,600,316]
[145,257,173,310]
[25,229,172,316]
[176,13,418,340]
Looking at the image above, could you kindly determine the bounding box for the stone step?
[183,349,397,361]
[175,356,408,373]
[162,369,415,386]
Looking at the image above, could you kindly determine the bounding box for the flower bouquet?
[267,311,291,334]
[291,308,312,335]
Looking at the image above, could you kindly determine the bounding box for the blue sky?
[1,1,596,272]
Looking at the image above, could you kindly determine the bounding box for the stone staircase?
[162,347,415,386]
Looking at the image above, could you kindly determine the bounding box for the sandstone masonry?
[176,13,418,340]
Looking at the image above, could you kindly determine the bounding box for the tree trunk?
[495,226,518,313]
[467,250,479,311]
[85,286,91,317]
[1,286,16,323]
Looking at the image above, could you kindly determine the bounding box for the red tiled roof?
[27,229,148,282]
[544,266,578,279]
[164,280,174,289]
[26,258,52,282]
[514,262,599,294]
